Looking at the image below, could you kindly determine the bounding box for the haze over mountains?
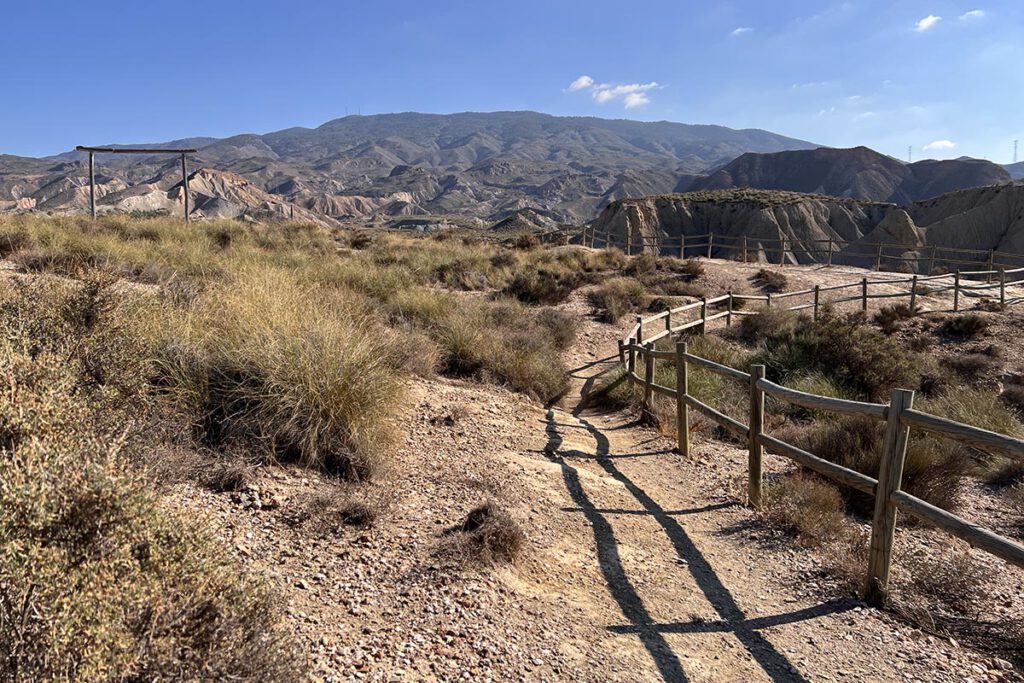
[0,111,1016,227]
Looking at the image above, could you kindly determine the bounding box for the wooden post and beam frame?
[76,146,198,222]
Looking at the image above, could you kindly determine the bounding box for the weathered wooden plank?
[866,389,915,605]
[684,353,750,382]
[756,378,888,418]
[901,409,1024,459]
[677,341,689,457]
[683,395,748,439]
[749,366,766,508]
[891,491,1024,568]
[76,145,198,154]
[758,434,877,495]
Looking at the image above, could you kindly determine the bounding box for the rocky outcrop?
[592,184,1024,271]
[591,190,895,265]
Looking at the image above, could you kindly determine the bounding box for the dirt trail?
[533,290,1014,682]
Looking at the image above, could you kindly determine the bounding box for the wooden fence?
[578,228,1024,279]
[617,281,1024,605]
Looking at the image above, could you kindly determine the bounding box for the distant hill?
[0,111,815,224]
[688,146,1011,204]
[1005,162,1024,181]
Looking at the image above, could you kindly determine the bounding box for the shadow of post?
[545,406,853,682]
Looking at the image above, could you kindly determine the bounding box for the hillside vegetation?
[0,214,623,677]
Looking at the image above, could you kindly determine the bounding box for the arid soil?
[180,258,1024,682]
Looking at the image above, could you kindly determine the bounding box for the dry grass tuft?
[159,270,403,479]
[762,474,849,547]
[441,501,526,566]
[1000,385,1024,417]
[588,277,647,323]
[0,307,299,680]
[753,268,788,293]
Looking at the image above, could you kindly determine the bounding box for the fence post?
[861,277,868,312]
[699,297,708,335]
[813,285,820,321]
[679,234,686,260]
[676,340,689,457]
[617,339,625,365]
[748,365,766,508]
[627,337,636,376]
[665,309,672,332]
[1000,268,1006,306]
[706,233,714,260]
[642,343,655,424]
[742,236,748,263]
[865,388,915,606]
[987,249,995,283]
[726,290,733,327]
[635,316,643,345]
[766,292,772,309]
[909,275,918,312]
[875,243,883,271]
[928,245,937,275]
[953,270,960,312]
[827,237,834,267]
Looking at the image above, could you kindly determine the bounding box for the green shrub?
[941,314,989,339]
[752,309,924,401]
[734,308,801,345]
[775,372,859,420]
[786,416,969,514]
[873,303,917,335]
[502,267,580,305]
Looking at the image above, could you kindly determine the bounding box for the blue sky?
[2,0,1021,162]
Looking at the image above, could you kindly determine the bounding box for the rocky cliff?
[591,185,1024,270]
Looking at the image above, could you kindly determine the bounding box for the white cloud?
[959,9,985,20]
[914,14,941,31]
[567,79,660,108]
[567,75,594,92]
[855,111,877,120]
[923,139,956,151]
[623,92,651,109]
[791,81,832,89]
[730,27,752,37]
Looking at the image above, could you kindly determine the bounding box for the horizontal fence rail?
[615,276,1024,606]
[576,226,1024,283]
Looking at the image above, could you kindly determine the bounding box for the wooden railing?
[617,288,1024,605]
[578,228,1024,279]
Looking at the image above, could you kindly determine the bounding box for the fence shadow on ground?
[542,401,856,682]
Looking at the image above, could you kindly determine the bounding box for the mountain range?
[0,111,1016,227]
